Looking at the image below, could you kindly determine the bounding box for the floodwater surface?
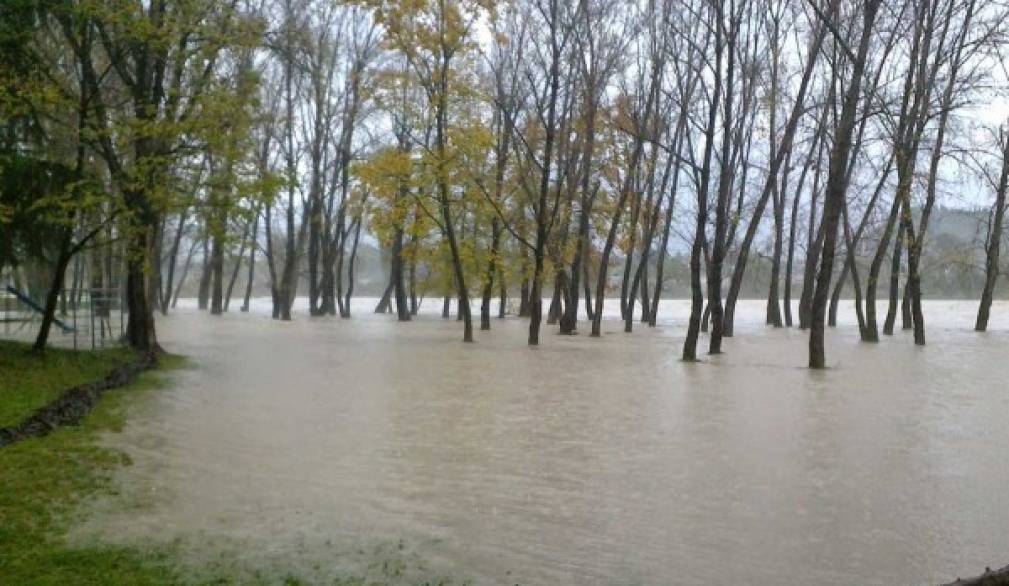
[79,300,1009,585]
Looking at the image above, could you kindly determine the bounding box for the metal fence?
[1,285,126,350]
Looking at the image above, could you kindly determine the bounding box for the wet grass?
[0,341,185,584]
[0,340,135,428]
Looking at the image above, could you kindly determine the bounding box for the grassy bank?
[0,341,136,428]
[0,341,183,585]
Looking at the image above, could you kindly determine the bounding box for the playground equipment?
[4,286,76,334]
[1,262,125,351]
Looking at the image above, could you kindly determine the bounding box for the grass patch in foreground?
[0,342,185,585]
[0,340,135,428]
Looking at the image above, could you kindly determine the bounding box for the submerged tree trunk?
[808,0,880,369]
[782,143,813,328]
[828,156,891,330]
[976,133,1009,332]
[241,213,258,313]
[901,281,913,331]
[480,218,501,331]
[391,232,410,322]
[498,270,507,319]
[161,208,188,316]
[724,9,828,336]
[342,217,362,318]
[593,66,661,338]
[197,235,211,310]
[518,276,530,317]
[883,221,904,336]
[209,226,225,316]
[798,150,824,331]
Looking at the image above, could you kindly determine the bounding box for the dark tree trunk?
[33,231,74,353]
[864,192,901,341]
[829,156,891,330]
[125,223,159,354]
[724,13,830,336]
[172,239,198,309]
[197,235,211,310]
[976,134,1009,331]
[519,277,530,317]
[161,208,188,316]
[391,234,410,322]
[883,222,904,336]
[650,131,685,327]
[225,227,250,313]
[341,217,362,318]
[901,280,913,331]
[409,252,419,316]
[546,272,563,325]
[241,213,258,313]
[498,272,507,319]
[209,230,225,315]
[592,56,662,338]
[683,7,720,361]
[375,275,394,314]
[767,176,785,328]
[808,0,879,369]
[639,262,650,324]
[582,259,595,322]
[649,183,676,327]
[620,183,645,322]
[480,209,502,330]
[841,197,868,336]
[798,158,824,332]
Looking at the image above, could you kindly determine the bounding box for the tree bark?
[976,133,1009,331]
[809,0,880,368]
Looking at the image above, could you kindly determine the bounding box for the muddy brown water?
[78,300,1009,585]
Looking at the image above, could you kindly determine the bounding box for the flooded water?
[79,299,1009,585]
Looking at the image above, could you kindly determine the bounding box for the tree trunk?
[161,209,188,316]
[976,134,1009,331]
[341,217,362,318]
[375,275,394,314]
[519,276,530,317]
[809,0,879,368]
[209,230,225,315]
[498,271,507,319]
[783,152,809,328]
[125,222,159,354]
[241,213,258,312]
[883,222,904,335]
[197,235,211,310]
[546,272,563,325]
[391,229,410,321]
[33,231,74,353]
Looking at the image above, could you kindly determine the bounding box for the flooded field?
[78,299,1009,584]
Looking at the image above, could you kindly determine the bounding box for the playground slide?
[4,286,76,333]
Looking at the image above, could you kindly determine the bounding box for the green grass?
[0,341,184,585]
[0,340,135,428]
